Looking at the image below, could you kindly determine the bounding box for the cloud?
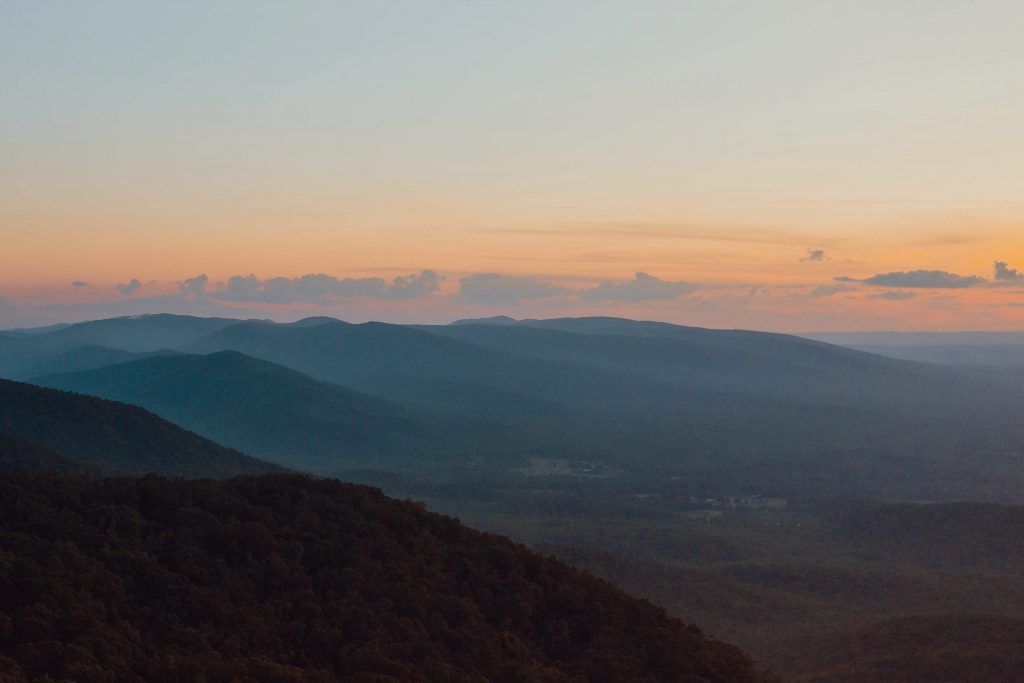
[387,270,443,300]
[213,270,442,303]
[809,284,854,298]
[994,261,1023,282]
[836,269,985,288]
[179,274,209,297]
[583,272,698,302]
[868,290,917,301]
[117,278,142,296]
[70,280,89,288]
[458,273,570,306]
[800,249,829,262]
[217,275,263,301]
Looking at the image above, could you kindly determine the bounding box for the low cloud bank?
[457,271,699,305]
[994,261,1023,282]
[583,272,698,302]
[183,271,443,303]
[458,274,570,305]
[836,269,985,289]
[117,279,143,296]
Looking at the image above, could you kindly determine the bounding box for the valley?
[3,313,1024,681]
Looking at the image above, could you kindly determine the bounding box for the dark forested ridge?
[0,473,775,683]
[0,434,97,476]
[0,378,280,478]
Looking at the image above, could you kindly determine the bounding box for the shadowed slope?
[0,434,96,476]
[0,473,776,683]
[0,378,280,478]
[37,351,456,472]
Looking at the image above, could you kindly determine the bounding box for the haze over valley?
[4,2,1024,680]
[3,312,1024,679]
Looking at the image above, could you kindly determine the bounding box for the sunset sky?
[2,1,1022,330]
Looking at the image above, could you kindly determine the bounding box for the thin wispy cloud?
[868,290,917,301]
[70,281,89,288]
[809,284,854,298]
[212,271,442,304]
[800,249,829,262]
[501,222,829,248]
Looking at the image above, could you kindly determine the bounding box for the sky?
[2,1,1022,331]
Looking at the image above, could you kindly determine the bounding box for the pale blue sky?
[2,2,1023,329]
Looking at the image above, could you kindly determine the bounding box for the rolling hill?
[0,314,242,378]
[36,351,461,473]
[0,378,280,478]
[182,316,1024,500]
[8,313,1024,499]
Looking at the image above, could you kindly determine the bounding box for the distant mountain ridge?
[9,313,1024,499]
[801,330,1024,368]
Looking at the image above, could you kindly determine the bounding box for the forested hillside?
[0,473,775,683]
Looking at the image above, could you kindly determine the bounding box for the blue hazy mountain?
[10,313,1024,499]
[37,351,469,473]
[801,330,1024,369]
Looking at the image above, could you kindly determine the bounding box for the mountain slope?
[184,319,658,417]
[18,344,174,378]
[0,378,280,478]
[33,350,640,474]
[0,473,775,682]
[179,317,1024,499]
[0,434,96,476]
[37,351,458,473]
[12,314,1024,499]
